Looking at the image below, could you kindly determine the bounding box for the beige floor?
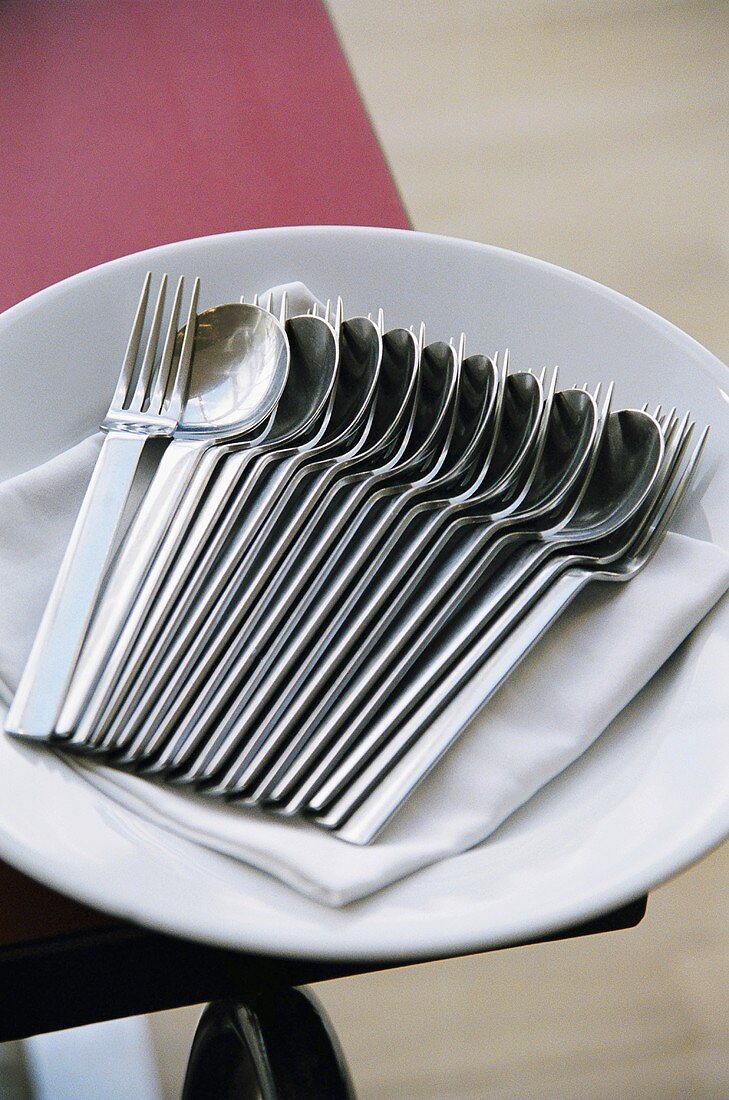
[9,3,729,1097]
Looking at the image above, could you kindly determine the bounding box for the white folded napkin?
[2,286,728,907]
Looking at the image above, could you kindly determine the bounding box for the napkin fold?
[2,286,729,907]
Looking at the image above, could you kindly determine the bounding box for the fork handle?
[5,429,148,739]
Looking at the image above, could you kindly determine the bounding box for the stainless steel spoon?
[112,335,463,775]
[140,325,423,775]
[159,339,488,785]
[156,330,463,775]
[272,384,613,811]
[258,381,602,806]
[149,339,501,780]
[76,305,348,751]
[239,369,565,800]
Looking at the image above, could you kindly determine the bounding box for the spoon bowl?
[177,303,289,438]
[268,314,339,444]
[555,408,664,544]
[520,387,599,515]
[475,371,544,500]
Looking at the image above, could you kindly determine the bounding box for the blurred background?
[2,1,727,1097]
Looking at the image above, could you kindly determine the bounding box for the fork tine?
[663,408,690,451]
[264,291,273,314]
[164,277,199,422]
[600,381,615,421]
[417,322,425,354]
[128,274,168,413]
[252,293,260,308]
[278,291,288,326]
[147,276,184,415]
[663,406,677,432]
[634,425,706,558]
[334,296,344,335]
[110,272,151,410]
[641,413,693,522]
[663,410,679,438]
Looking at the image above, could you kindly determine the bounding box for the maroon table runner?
[0,0,408,313]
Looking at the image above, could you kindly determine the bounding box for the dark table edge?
[0,895,646,1041]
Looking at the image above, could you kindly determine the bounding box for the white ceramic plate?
[1,227,727,961]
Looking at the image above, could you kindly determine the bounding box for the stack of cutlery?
[6,274,706,843]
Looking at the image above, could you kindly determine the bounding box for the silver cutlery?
[315,417,701,844]
[147,337,481,783]
[6,283,705,845]
[294,404,669,820]
[142,335,503,779]
[73,303,338,749]
[136,323,425,775]
[252,380,604,806]
[6,272,195,740]
[92,311,384,757]
[57,294,290,740]
[197,364,548,795]
[285,406,676,818]
[143,328,462,778]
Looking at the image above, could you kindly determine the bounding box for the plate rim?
[3,223,728,389]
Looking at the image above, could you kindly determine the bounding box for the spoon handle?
[56,438,207,735]
[321,564,588,845]
[5,429,147,739]
[298,541,551,814]
[75,447,270,747]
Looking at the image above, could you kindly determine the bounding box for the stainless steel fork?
[5,272,198,740]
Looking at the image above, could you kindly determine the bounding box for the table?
[0,0,645,1068]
